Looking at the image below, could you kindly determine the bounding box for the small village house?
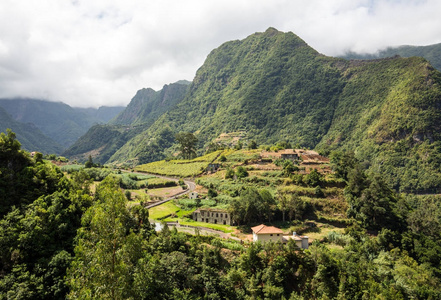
[251,224,284,243]
[251,224,309,249]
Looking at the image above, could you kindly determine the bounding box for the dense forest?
[2,131,441,299]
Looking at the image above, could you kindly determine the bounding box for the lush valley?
[2,27,441,298]
[67,28,441,193]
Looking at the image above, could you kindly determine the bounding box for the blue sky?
[0,0,440,107]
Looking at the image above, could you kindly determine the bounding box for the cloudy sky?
[1,0,440,108]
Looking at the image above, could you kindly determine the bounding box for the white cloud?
[0,0,440,107]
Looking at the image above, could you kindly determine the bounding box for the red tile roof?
[251,224,284,234]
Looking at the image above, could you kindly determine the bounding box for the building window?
[220,213,223,218]
[216,213,218,217]
[270,234,273,236]
[277,234,279,236]
[201,212,204,216]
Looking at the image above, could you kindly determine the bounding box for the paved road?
[123,170,196,208]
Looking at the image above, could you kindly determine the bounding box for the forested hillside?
[93,28,441,192]
[62,124,149,164]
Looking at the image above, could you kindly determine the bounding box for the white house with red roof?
[251,224,284,243]
[251,224,309,249]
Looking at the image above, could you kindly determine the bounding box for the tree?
[175,132,198,159]
[225,168,235,179]
[304,169,323,187]
[259,189,276,222]
[282,160,297,177]
[85,155,93,168]
[67,176,141,299]
[330,150,357,181]
[278,192,305,222]
[248,140,258,150]
[236,166,249,179]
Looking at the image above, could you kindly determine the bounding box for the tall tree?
[175,132,198,159]
[67,176,143,299]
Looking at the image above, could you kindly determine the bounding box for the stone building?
[193,208,232,225]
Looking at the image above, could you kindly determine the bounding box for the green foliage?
[0,107,64,154]
[304,169,323,187]
[236,166,249,179]
[229,187,275,225]
[67,176,152,299]
[248,140,257,149]
[84,155,93,168]
[225,168,235,179]
[110,81,190,126]
[345,166,404,231]
[277,191,306,222]
[343,42,441,71]
[59,29,441,192]
[0,132,93,298]
[0,98,112,150]
[175,131,198,159]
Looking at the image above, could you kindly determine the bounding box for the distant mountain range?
[0,98,124,153]
[0,106,63,154]
[66,28,441,192]
[342,42,441,71]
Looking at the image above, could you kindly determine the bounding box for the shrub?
[225,168,235,179]
[236,166,249,179]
